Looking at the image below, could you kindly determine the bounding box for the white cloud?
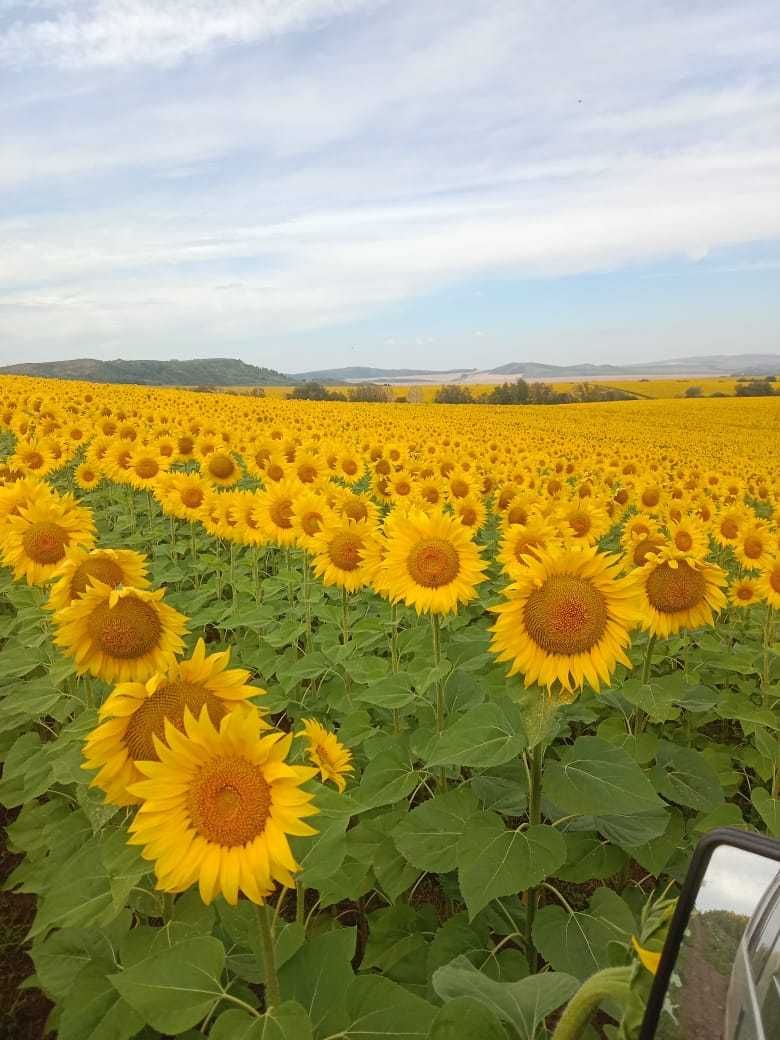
[0,0,779,365]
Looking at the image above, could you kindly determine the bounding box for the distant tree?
[684,385,703,398]
[289,381,334,400]
[483,379,530,404]
[735,379,775,397]
[347,383,393,402]
[433,384,474,404]
[710,391,727,397]
[407,386,424,404]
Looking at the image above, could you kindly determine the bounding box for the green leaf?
[109,936,226,1034]
[617,676,681,722]
[533,888,634,981]
[427,914,490,978]
[351,748,423,813]
[432,956,577,1039]
[716,691,779,731]
[342,974,436,1038]
[353,672,417,709]
[544,737,664,819]
[556,833,626,883]
[753,787,780,836]
[457,815,566,919]
[393,788,480,873]
[363,904,434,984]
[58,964,145,1040]
[277,927,356,1037]
[211,1003,313,1040]
[292,814,348,889]
[425,702,526,769]
[651,742,724,811]
[628,808,686,875]
[374,836,421,903]
[427,997,508,1039]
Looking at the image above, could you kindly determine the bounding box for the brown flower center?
[673,530,693,552]
[70,556,124,597]
[720,519,738,540]
[188,755,271,846]
[736,585,754,602]
[460,507,478,526]
[507,505,529,526]
[22,521,68,564]
[328,531,363,571]
[407,538,460,588]
[770,567,780,595]
[181,487,204,509]
[266,463,284,482]
[135,457,159,480]
[743,535,763,560]
[178,435,194,455]
[124,680,227,761]
[568,512,591,537]
[641,488,660,507]
[342,459,358,476]
[450,478,469,499]
[343,500,368,521]
[514,536,544,563]
[87,595,162,659]
[632,536,665,567]
[524,575,608,654]
[24,451,45,470]
[645,561,706,613]
[208,453,236,480]
[269,498,293,529]
[298,464,317,483]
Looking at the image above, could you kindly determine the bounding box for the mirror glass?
[655,844,780,1040]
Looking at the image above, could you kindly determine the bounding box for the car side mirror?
[640,827,780,1040]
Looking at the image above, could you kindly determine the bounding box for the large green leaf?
[556,833,626,883]
[109,936,226,1034]
[350,748,423,812]
[432,956,577,1039]
[393,788,480,873]
[651,742,724,811]
[424,702,526,769]
[211,1003,313,1040]
[342,974,437,1039]
[532,888,635,981]
[427,997,508,1039]
[457,814,566,919]
[544,736,664,817]
[753,787,780,836]
[277,927,356,1037]
[58,964,145,1040]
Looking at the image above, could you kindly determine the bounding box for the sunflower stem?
[340,587,350,645]
[641,634,657,685]
[296,882,306,928]
[525,741,545,972]
[431,613,447,790]
[303,555,313,652]
[550,967,632,1040]
[255,903,281,1010]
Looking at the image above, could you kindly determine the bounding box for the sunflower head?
[0,494,95,585]
[491,545,641,693]
[54,583,187,683]
[636,547,727,638]
[127,707,318,905]
[47,546,149,611]
[298,718,353,793]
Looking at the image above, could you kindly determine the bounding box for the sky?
[1,0,779,373]
[696,844,780,917]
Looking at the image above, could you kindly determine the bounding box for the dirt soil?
[0,806,52,1040]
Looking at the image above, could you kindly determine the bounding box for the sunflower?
[200,449,242,488]
[556,499,612,546]
[757,557,780,609]
[497,517,560,578]
[666,517,709,558]
[8,439,55,478]
[54,583,187,683]
[0,477,53,528]
[453,494,487,531]
[380,508,487,615]
[298,718,353,793]
[47,546,149,612]
[635,548,727,638]
[729,577,761,608]
[712,507,745,549]
[127,707,318,905]
[155,472,208,522]
[490,545,641,693]
[310,516,376,592]
[291,489,333,551]
[74,461,102,492]
[252,479,300,547]
[82,638,265,806]
[735,522,774,571]
[126,447,171,490]
[0,495,95,585]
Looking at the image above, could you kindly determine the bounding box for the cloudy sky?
[1,1,779,372]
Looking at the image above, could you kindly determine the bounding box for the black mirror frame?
[639,826,780,1040]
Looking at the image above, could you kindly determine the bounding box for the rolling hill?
[0,357,294,387]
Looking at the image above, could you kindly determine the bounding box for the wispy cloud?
[1,0,779,366]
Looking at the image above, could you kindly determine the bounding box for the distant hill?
[294,353,780,384]
[0,357,294,387]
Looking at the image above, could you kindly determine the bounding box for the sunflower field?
[0,376,779,1040]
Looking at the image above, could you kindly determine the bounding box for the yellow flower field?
[0,373,779,1039]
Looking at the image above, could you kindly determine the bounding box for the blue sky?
[1,0,779,372]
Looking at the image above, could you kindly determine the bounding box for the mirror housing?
[640,827,780,1040]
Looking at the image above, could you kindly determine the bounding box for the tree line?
[288,379,638,404]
